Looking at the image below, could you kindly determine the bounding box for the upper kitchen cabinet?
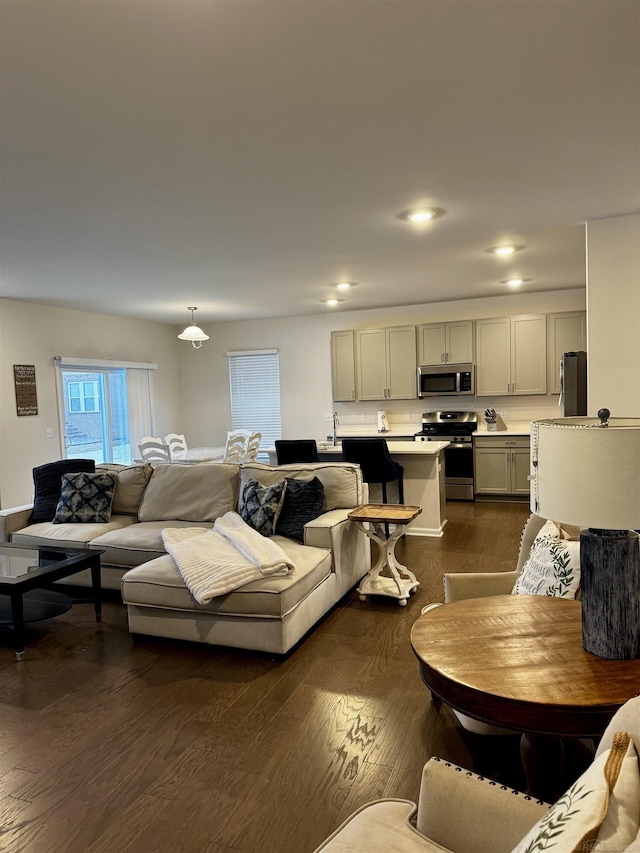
[418,320,475,365]
[547,311,586,394]
[331,331,356,401]
[355,325,417,401]
[476,315,547,396]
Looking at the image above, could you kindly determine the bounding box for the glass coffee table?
[0,542,104,660]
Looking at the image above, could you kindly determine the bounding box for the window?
[68,380,100,413]
[228,349,281,452]
[55,357,156,464]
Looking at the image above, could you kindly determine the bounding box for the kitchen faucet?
[332,411,339,446]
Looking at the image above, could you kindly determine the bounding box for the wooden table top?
[411,595,640,737]
[348,504,422,524]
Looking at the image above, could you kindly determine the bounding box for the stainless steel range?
[414,411,478,501]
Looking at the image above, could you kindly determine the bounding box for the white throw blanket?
[162,511,295,605]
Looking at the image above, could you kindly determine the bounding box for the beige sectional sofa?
[0,460,370,654]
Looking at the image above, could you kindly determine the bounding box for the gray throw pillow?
[53,471,117,524]
[239,478,286,537]
[275,477,325,542]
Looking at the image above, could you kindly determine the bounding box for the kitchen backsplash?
[330,396,562,436]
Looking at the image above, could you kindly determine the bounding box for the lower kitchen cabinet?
[474,436,531,497]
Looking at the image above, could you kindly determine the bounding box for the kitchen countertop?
[475,422,532,436]
[317,440,449,455]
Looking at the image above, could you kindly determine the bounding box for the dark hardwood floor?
[0,501,531,853]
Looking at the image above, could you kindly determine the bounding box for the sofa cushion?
[11,515,138,550]
[29,459,96,523]
[53,471,117,524]
[240,462,364,511]
[275,477,325,542]
[96,463,153,515]
[121,537,331,618]
[138,463,240,522]
[512,731,640,853]
[91,520,214,568]
[512,519,581,598]
[239,478,286,536]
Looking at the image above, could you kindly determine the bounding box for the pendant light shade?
[178,306,209,349]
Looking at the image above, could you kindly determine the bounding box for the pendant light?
[178,306,209,349]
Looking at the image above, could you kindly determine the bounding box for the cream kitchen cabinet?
[474,436,531,497]
[331,330,356,401]
[355,325,417,401]
[417,320,474,365]
[546,311,586,394]
[475,314,547,396]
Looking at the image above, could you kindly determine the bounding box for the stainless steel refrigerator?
[560,351,587,416]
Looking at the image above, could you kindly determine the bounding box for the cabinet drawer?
[474,436,530,450]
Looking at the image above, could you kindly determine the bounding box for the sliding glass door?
[59,368,130,463]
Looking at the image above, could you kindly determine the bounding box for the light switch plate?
[45,428,54,439]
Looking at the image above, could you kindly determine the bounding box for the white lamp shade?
[178,325,209,342]
[532,417,640,530]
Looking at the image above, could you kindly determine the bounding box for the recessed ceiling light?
[487,245,522,255]
[323,298,343,306]
[503,278,524,287]
[398,208,444,223]
[333,281,356,290]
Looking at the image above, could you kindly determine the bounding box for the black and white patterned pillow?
[29,459,96,523]
[239,478,287,537]
[53,472,117,524]
[275,477,325,542]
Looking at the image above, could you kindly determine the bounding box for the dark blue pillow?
[29,459,96,523]
[275,477,325,542]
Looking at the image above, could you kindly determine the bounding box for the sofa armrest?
[0,505,33,541]
[444,570,518,602]
[311,799,431,852]
[304,510,371,597]
[416,758,548,853]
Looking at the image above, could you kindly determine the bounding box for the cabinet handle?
[445,351,449,362]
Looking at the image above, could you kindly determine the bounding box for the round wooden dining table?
[411,595,640,798]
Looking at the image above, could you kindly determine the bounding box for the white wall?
[586,213,640,417]
[1,288,590,508]
[1,299,183,506]
[177,288,587,445]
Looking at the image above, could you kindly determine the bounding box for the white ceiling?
[1,0,639,326]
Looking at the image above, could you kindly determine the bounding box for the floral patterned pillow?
[511,732,640,853]
[512,519,581,598]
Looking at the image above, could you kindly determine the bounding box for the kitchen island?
[267,440,449,537]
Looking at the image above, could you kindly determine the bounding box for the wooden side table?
[348,503,422,606]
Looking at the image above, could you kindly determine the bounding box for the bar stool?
[341,438,404,504]
[275,439,319,464]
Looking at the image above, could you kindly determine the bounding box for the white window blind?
[228,350,281,449]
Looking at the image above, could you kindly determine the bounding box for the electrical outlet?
[323,413,334,422]
[45,428,54,439]
[360,413,366,421]
[405,412,412,422]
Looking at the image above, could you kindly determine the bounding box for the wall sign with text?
[14,364,39,416]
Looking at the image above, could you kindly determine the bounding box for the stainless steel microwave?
[417,363,475,397]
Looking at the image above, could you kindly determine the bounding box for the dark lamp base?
[580,529,640,660]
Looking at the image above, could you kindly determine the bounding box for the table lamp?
[531,410,640,660]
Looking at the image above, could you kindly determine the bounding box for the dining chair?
[138,436,170,464]
[243,431,262,463]
[275,439,319,464]
[164,433,188,461]
[223,430,250,464]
